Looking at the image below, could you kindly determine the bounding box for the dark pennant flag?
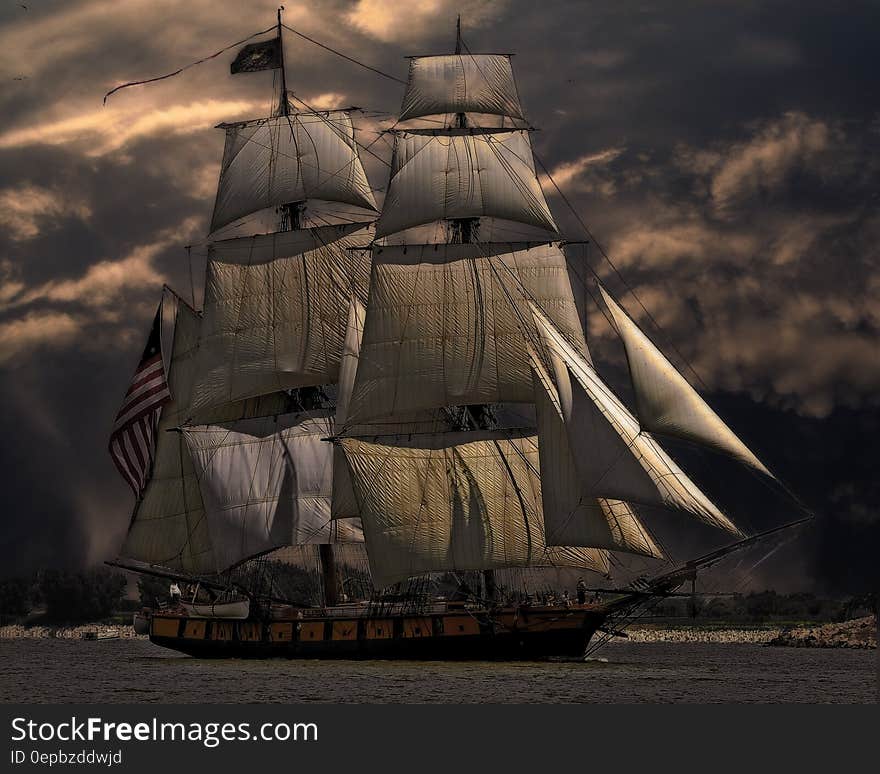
[230,37,282,74]
[109,305,172,495]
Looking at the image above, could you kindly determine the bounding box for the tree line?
[0,568,129,624]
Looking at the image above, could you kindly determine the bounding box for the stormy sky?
[0,0,877,592]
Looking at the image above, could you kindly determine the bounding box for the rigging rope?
[103,24,277,104]
[533,151,713,392]
[281,23,407,85]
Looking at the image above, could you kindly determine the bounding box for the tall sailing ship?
[109,13,806,659]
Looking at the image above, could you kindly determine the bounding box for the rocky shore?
[767,616,876,649]
[619,625,781,644]
[616,617,877,647]
[0,623,143,640]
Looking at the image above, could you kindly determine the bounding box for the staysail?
[331,296,366,519]
[530,304,740,535]
[597,284,772,477]
[532,367,663,557]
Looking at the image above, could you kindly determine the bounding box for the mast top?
[455,15,462,55]
[277,5,289,116]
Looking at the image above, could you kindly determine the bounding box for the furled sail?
[210,112,377,233]
[531,366,662,557]
[398,54,525,122]
[375,130,556,237]
[531,305,740,535]
[340,433,610,588]
[120,295,215,573]
[598,284,772,477]
[190,223,372,414]
[344,241,587,426]
[182,412,363,573]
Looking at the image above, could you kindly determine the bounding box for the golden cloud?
[0,311,82,365]
[0,185,92,241]
[0,99,262,156]
[540,147,625,191]
[346,0,508,42]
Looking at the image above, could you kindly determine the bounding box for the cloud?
[7,216,201,312]
[0,185,92,241]
[0,260,25,304]
[346,0,508,42]
[607,216,758,270]
[708,112,834,215]
[571,110,879,421]
[540,146,624,191]
[301,92,348,110]
[579,49,629,70]
[0,99,262,156]
[0,311,82,365]
[14,247,166,309]
[0,0,298,82]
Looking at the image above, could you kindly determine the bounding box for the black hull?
[148,607,606,661]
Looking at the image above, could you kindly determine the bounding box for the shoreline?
[617,625,782,645]
[0,623,143,640]
[3,617,875,649]
[618,616,876,648]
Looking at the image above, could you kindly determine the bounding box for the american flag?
[109,305,172,495]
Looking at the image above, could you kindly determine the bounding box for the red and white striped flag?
[109,305,172,495]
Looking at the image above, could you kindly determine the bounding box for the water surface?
[1,638,874,703]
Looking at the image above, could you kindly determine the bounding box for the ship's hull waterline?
[147,605,607,660]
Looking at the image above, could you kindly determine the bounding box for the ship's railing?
[275,600,458,619]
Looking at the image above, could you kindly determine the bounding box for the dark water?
[1,638,875,703]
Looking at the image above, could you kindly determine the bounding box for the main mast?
[277,6,339,606]
[334,23,618,590]
[454,14,492,601]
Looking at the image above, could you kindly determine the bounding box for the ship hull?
[147,605,606,661]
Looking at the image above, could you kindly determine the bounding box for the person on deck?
[576,577,587,605]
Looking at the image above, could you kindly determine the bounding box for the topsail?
[344,241,586,426]
[376,130,557,238]
[399,54,525,122]
[211,112,377,233]
[191,223,372,414]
